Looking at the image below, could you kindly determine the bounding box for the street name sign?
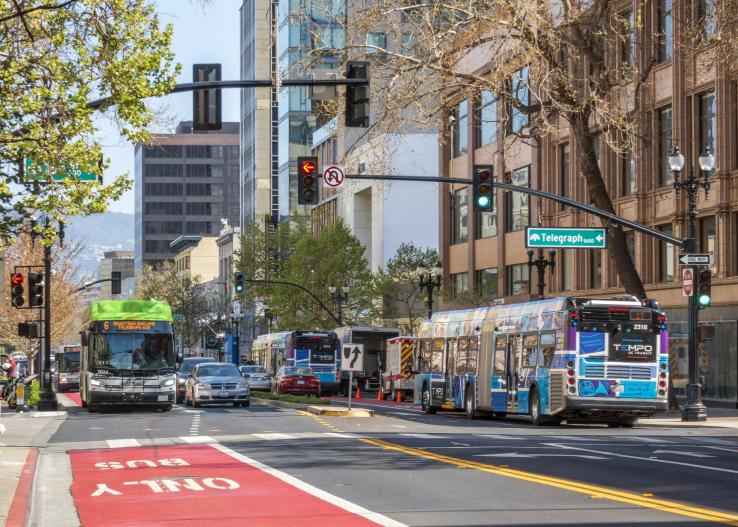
[679,253,710,266]
[342,343,364,372]
[682,268,694,297]
[322,165,345,188]
[525,227,607,249]
[25,158,98,182]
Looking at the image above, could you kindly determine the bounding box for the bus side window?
[456,338,468,375]
[539,332,556,367]
[431,339,444,373]
[418,340,431,373]
[523,333,539,367]
[467,336,479,375]
[493,335,506,375]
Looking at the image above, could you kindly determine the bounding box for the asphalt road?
[30,394,738,526]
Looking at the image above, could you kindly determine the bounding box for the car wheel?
[233,401,240,408]
[160,404,172,412]
[243,400,250,408]
[193,397,201,408]
[422,385,436,415]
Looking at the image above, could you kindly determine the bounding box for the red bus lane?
[69,444,404,527]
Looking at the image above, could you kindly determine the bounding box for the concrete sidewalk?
[640,407,738,428]
[0,403,66,526]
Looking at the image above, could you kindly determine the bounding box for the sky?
[101,0,242,213]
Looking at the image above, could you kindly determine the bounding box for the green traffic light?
[477,196,490,208]
[698,293,711,307]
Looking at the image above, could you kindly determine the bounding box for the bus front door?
[506,336,521,412]
[444,339,457,406]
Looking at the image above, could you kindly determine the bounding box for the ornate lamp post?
[527,249,556,300]
[416,262,443,320]
[329,283,350,327]
[669,145,715,422]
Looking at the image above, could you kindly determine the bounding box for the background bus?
[79,300,176,412]
[252,331,341,394]
[54,344,81,392]
[413,296,668,427]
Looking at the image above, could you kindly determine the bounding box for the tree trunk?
[570,113,647,299]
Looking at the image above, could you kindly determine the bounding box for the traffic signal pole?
[36,241,57,411]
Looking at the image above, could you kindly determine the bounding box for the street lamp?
[670,144,714,422]
[527,249,556,300]
[329,282,350,326]
[416,262,442,320]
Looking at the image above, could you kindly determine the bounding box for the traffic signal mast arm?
[346,174,685,248]
[242,278,341,326]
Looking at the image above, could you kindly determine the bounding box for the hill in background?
[65,212,134,278]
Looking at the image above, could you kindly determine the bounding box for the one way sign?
[679,253,711,266]
[342,344,364,372]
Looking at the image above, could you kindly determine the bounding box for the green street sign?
[24,158,98,182]
[526,227,607,249]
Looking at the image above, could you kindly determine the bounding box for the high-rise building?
[134,121,240,272]
[96,251,134,299]
[240,0,273,226]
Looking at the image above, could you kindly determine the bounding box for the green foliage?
[373,243,439,334]
[28,378,40,407]
[135,261,210,350]
[0,0,179,244]
[251,391,330,406]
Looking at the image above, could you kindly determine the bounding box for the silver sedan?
[185,362,250,408]
[239,365,272,391]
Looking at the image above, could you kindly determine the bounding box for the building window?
[620,149,636,196]
[144,182,182,196]
[186,202,213,215]
[451,188,468,244]
[505,167,530,232]
[145,164,182,178]
[620,9,635,67]
[589,251,602,289]
[699,0,716,38]
[699,216,716,272]
[144,145,182,158]
[186,221,212,235]
[453,100,469,157]
[144,202,182,215]
[658,224,676,282]
[476,91,497,147]
[477,268,498,298]
[658,106,673,186]
[559,143,570,210]
[699,91,716,156]
[510,66,529,134]
[658,0,673,62]
[366,32,386,54]
[451,272,469,298]
[561,251,573,291]
[507,264,530,296]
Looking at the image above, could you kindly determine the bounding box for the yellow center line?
[360,438,738,526]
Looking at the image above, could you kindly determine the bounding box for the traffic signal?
[111,271,122,295]
[234,272,245,294]
[697,269,712,309]
[297,156,319,205]
[17,322,40,338]
[473,165,494,210]
[192,63,222,131]
[10,273,25,308]
[345,61,369,128]
[28,272,44,307]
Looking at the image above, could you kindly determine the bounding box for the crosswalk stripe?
[180,435,216,444]
[251,433,296,440]
[324,432,364,439]
[106,439,140,448]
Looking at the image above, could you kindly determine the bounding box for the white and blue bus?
[413,296,669,426]
[252,331,341,395]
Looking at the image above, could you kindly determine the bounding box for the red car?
[272,366,320,396]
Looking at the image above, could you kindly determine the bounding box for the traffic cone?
[396,391,402,403]
[355,387,361,399]
[377,389,383,401]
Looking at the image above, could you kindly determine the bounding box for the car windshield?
[198,364,240,377]
[283,367,314,376]
[92,333,175,371]
[240,366,267,374]
[180,359,214,374]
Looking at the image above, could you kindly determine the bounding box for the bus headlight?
[89,378,104,389]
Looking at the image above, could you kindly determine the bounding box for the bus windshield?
[93,333,174,371]
[57,352,80,373]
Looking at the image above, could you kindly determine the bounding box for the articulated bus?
[80,300,177,412]
[54,344,81,392]
[413,296,669,426]
[252,331,341,394]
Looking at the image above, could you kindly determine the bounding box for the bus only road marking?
[359,437,738,526]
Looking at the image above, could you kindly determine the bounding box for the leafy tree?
[373,242,439,334]
[0,0,179,243]
[136,261,209,352]
[268,219,374,330]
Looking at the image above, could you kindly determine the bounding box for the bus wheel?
[422,385,436,415]
[465,388,476,420]
[529,390,543,426]
[609,417,637,428]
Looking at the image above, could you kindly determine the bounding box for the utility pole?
[37,219,57,411]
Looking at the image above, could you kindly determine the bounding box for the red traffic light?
[11,273,24,286]
[299,160,316,175]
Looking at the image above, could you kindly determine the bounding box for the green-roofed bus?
[79,300,176,412]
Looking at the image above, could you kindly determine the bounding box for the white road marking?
[616,436,673,443]
[693,437,737,446]
[324,432,364,439]
[388,412,420,417]
[251,433,297,440]
[180,435,215,444]
[704,446,738,453]
[554,435,602,442]
[474,434,525,440]
[0,461,26,466]
[476,452,609,459]
[451,442,471,446]
[399,433,444,439]
[107,439,140,448]
[211,443,408,527]
[545,443,738,474]
[652,449,715,458]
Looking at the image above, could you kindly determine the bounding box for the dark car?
[176,357,215,403]
[272,366,320,396]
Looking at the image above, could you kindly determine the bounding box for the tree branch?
[0,0,78,24]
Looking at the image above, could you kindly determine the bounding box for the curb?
[305,405,374,417]
[251,397,333,411]
[6,448,39,527]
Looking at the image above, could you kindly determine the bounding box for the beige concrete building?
[171,235,219,283]
[439,2,738,406]
[96,251,134,299]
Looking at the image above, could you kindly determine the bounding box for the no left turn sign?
[322,165,345,188]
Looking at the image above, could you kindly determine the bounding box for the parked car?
[239,365,272,391]
[176,357,216,403]
[185,362,250,408]
[272,366,320,396]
